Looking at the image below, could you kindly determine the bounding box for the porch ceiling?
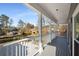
[27,3,71,24]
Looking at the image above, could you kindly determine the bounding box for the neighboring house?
[31,26,49,36]
[6,27,19,36]
[19,27,31,35]
[31,27,38,36]
[17,25,49,36]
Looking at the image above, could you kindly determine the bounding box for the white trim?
[24,3,40,14]
[75,39,79,44]
[72,16,74,56]
[38,12,43,54]
[33,50,39,56]
[72,4,79,56]
[72,4,79,17]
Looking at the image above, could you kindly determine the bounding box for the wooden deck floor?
[37,36,70,56]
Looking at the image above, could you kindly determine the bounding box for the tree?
[9,19,13,27]
[26,23,34,29]
[18,19,25,28]
[0,14,9,28]
[0,14,9,35]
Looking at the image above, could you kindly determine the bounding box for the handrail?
[0,37,30,47]
[0,36,40,56]
[0,35,39,47]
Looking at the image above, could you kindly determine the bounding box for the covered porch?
[0,3,78,56]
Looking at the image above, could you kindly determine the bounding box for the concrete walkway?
[38,36,70,56]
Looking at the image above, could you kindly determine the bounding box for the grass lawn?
[0,35,27,44]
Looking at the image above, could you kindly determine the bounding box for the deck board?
[37,36,70,56]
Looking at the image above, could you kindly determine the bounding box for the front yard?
[0,35,27,43]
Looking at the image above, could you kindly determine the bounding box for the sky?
[0,3,38,26]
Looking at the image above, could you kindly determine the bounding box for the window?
[74,12,79,41]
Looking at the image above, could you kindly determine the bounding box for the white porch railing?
[0,37,39,56]
[0,32,56,56]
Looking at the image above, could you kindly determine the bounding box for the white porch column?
[49,24,52,43]
[38,12,43,53]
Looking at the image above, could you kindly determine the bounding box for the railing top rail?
[0,37,30,48]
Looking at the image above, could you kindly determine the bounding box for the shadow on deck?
[37,36,70,56]
[47,36,70,56]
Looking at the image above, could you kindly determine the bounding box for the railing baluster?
[15,44,18,56]
[20,42,23,56]
[22,42,24,56]
[23,41,25,56]
[19,43,21,56]
[0,38,30,56]
[11,45,13,56]
[25,41,27,56]
[6,46,9,56]
[24,41,26,56]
